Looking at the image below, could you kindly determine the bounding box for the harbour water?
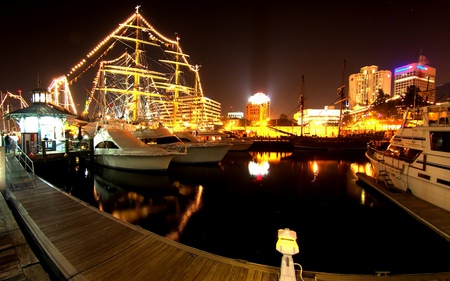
[35,150,450,275]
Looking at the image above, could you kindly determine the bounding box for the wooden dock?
[2,151,450,280]
[355,172,450,242]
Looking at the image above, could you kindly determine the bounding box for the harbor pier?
[2,150,450,280]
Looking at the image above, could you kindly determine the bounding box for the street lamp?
[276,228,299,281]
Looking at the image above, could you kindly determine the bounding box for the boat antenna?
[298,75,306,136]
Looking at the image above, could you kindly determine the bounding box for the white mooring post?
[276,228,299,281]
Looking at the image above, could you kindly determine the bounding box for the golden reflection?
[166,183,204,241]
[350,162,374,177]
[360,189,366,205]
[111,192,150,222]
[249,151,292,163]
[311,161,319,182]
[93,174,204,239]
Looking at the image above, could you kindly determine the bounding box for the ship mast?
[299,75,305,137]
[67,6,202,125]
[336,60,347,137]
[132,5,141,122]
[173,35,181,128]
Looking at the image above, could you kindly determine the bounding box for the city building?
[245,92,270,123]
[227,112,244,119]
[348,65,392,109]
[157,95,223,128]
[393,62,436,102]
[294,106,341,137]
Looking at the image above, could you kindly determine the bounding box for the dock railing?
[14,146,35,176]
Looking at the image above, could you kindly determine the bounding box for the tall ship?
[55,6,222,132]
[366,102,450,212]
[290,66,384,150]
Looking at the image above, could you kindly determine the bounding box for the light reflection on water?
[93,166,204,241]
[37,150,450,275]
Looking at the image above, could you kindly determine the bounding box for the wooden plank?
[22,264,51,281]
[185,257,216,281]
[168,255,208,281]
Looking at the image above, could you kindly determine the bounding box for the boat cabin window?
[403,110,423,128]
[177,137,193,143]
[386,145,421,163]
[428,106,450,126]
[156,136,182,144]
[96,141,118,149]
[430,132,450,152]
[142,136,181,144]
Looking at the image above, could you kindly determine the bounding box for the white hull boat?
[224,139,254,151]
[93,127,180,171]
[134,127,232,164]
[365,102,450,212]
[186,130,253,151]
[173,142,232,164]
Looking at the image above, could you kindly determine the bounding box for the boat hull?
[226,140,253,151]
[171,143,232,164]
[95,149,174,171]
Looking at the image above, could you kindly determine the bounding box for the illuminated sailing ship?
[62,6,222,131]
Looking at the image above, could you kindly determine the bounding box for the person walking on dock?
[4,134,11,153]
[10,133,17,155]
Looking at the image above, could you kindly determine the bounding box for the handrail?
[15,146,35,177]
[167,143,188,155]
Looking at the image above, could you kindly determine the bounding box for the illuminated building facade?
[348,65,392,109]
[393,63,436,102]
[295,106,341,137]
[157,96,223,127]
[245,92,270,122]
[227,112,244,119]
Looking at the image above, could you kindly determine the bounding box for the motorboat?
[133,126,232,164]
[365,102,450,212]
[187,129,253,151]
[93,126,182,171]
[225,139,254,151]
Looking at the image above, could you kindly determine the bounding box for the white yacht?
[93,126,181,171]
[134,127,232,164]
[191,130,254,151]
[366,102,450,212]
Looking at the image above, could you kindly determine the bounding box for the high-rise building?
[348,65,392,109]
[245,92,270,123]
[393,62,436,103]
[157,96,223,127]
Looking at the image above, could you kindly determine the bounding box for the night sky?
[1,1,449,118]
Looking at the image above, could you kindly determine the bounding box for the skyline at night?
[1,1,450,119]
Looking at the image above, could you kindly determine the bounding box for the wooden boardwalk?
[2,151,450,280]
[0,151,51,280]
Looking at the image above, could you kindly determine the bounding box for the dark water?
[35,150,450,275]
